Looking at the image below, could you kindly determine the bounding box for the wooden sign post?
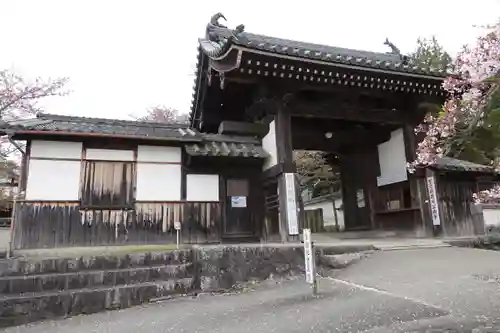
[303,228,317,295]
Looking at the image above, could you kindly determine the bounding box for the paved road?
[5,247,500,332]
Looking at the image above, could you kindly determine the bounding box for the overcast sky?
[1,0,500,120]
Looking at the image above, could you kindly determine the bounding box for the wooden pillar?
[403,124,433,236]
[275,94,299,242]
[338,146,379,231]
[11,141,31,251]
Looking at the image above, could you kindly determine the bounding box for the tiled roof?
[199,14,448,77]
[432,157,498,174]
[1,113,268,158]
[185,133,268,158]
[185,137,267,158]
[2,113,202,142]
[191,14,449,127]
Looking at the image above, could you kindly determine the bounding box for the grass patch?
[104,244,187,254]
[14,243,191,259]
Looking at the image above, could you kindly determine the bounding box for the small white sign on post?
[426,176,441,226]
[174,221,181,249]
[303,228,316,294]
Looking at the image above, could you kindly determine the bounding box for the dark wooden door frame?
[222,177,254,238]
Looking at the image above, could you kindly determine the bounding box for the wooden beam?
[293,127,392,151]
[289,100,408,124]
[274,95,299,242]
[275,96,295,173]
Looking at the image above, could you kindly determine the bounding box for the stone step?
[0,263,193,294]
[0,278,194,328]
[0,250,193,277]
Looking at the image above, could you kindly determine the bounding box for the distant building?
[304,193,344,232]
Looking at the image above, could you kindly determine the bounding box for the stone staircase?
[0,244,373,328]
[0,251,195,327]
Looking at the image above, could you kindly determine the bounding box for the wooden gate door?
[223,178,254,237]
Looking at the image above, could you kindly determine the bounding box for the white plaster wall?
[135,145,182,201]
[136,164,181,201]
[304,198,345,230]
[186,174,219,202]
[137,146,181,163]
[262,120,278,171]
[86,148,134,161]
[25,159,81,200]
[377,128,408,187]
[26,140,82,200]
[30,140,82,159]
[483,207,500,230]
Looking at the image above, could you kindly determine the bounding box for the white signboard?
[174,221,181,230]
[303,228,315,284]
[426,176,441,226]
[285,173,299,235]
[231,196,247,208]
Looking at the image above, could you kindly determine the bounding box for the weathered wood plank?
[436,177,484,237]
[13,201,222,249]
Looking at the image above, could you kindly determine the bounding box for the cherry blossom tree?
[0,69,68,121]
[0,69,68,158]
[410,20,500,203]
[0,69,68,207]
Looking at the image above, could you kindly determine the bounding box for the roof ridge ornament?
[209,13,227,28]
[207,13,245,41]
[384,38,409,65]
[202,13,245,58]
[384,38,401,56]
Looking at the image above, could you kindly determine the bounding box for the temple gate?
[190,14,447,241]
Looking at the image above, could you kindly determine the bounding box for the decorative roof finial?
[384,38,401,56]
[201,14,245,58]
[384,38,409,64]
[210,13,227,28]
[207,13,245,41]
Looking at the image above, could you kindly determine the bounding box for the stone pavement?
[335,246,500,320]
[6,246,500,332]
[311,232,453,250]
[0,278,452,333]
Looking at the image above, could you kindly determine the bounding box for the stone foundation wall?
[195,245,308,291]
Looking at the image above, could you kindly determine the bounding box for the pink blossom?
[410,20,500,203]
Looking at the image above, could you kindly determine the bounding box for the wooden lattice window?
[80,160,135,209]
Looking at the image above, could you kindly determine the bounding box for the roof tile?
[1,113,202,142]
[432,157,498,174]
[185,139,267,158]
[198,15,449,77]
[1,114,268,159]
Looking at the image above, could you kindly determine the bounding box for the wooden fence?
[436,179,484,237]
[300,209,324,233]
[12,201,221,249]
